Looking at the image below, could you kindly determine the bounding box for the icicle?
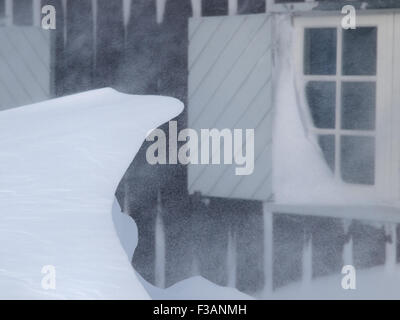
[191,254,200,276]
[343,237,354,267]
[156,0,166,24]
[226,230,237,288]
[122,0,132,28]
[191,0,202,17]
[154,189,166,288]
[343,220,353,266]
[266,0,274,13]
[228,0,238,16]
[91,0,98,73]
[263,207,273,295]
[5,0,13,26]
[301,233,312,288]
[122,0,132,44]
[61,0,68,47]
[33,0,41,27]
[385,223,397,273]
[123,181,130,213]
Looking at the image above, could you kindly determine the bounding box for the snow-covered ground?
[261,266,400,300]
[136,262,400,300]
[139,275,253,300]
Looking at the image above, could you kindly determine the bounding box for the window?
[295,14,399,199]
[304,26,377,185]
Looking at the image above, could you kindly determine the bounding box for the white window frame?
[294,13,399,201]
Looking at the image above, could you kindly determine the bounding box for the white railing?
[264,203,400,292]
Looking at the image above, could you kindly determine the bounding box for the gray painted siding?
[0,26,51,111]
[188,14,274,201]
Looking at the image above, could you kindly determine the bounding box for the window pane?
[306,81,336,129]
[341,82,376,131]
[342,27,377,76]
[341,136,375,185]
[13,0,33,26]
[318,135,335,173]
[304,28,337,75]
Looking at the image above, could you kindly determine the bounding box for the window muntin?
[304,26,378,186]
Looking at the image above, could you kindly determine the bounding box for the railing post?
[302,231,313,287]
[343,219,354,266]
[226,229,237,288]
[263,203,273,295]
[154,189,166,288]
[385,223,397,272]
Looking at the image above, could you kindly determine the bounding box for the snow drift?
[0,88,183,299]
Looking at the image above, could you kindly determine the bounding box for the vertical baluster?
[154,189,166,288]
[302,231,312,288]
[263,205,273,295]
[226,229,237,288]
[343,219,354,266]
[385,223,397,272]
